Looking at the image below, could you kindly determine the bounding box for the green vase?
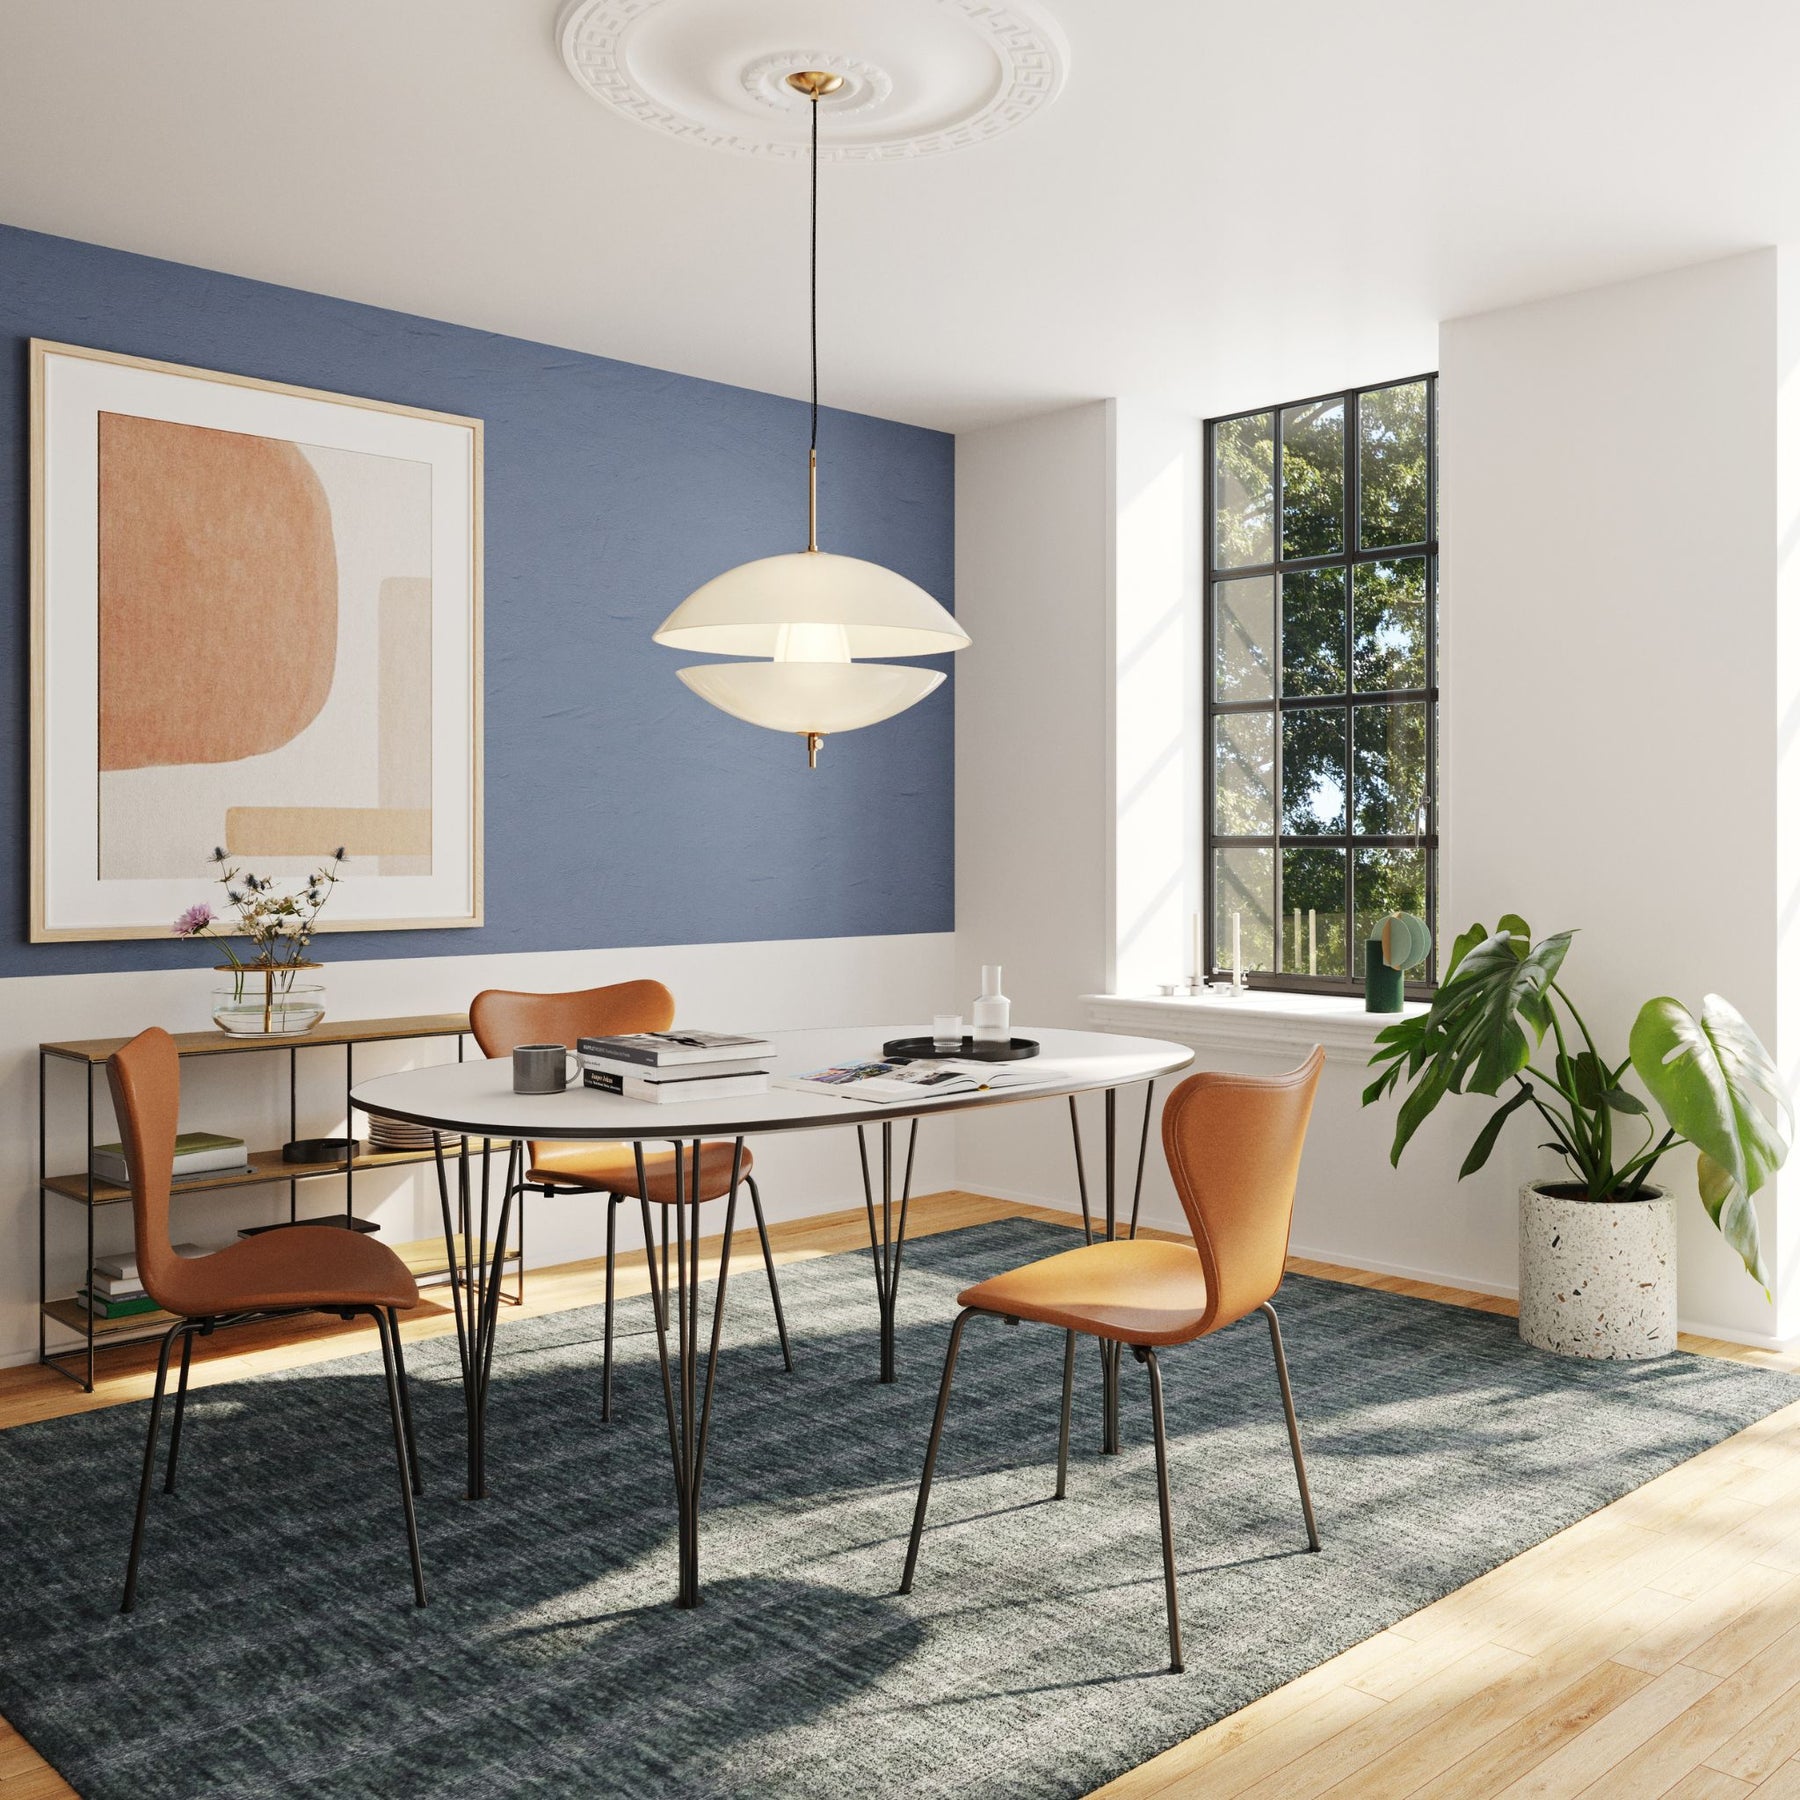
[1365,938,1405,1013]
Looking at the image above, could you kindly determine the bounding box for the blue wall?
[0,225,954,978]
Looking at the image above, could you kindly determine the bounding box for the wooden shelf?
[41,1011,469,1065]
[42,1144,454,1206]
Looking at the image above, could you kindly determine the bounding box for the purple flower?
[172,903,214,938]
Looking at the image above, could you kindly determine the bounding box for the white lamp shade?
[676,661,945,735]
[655,550,968,659]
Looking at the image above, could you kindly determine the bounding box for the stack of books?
[577,1031,775,1104]
[76,1243,203,1319]
[90,1131,248,1187]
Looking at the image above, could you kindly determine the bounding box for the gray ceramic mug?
[513,1043,578,1095]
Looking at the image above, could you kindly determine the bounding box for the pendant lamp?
[654,70,969,769]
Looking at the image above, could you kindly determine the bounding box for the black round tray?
[882,1035,1040,1063]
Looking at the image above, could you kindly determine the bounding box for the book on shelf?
[774,1059,1062,1105]
[583,1069,770,1104]
[574,1031,775,1069]
[578,1051,771,1081]
[90,1132,248,1187]
[74,1288,166,1319]
[92,1243,204,1284]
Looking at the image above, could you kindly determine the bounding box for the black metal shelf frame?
[37,1022,524,1390]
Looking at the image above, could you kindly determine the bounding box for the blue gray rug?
[2,1217,1797,1800]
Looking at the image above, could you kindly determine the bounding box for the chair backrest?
[468,980,676,1059]
[1161,1046,1325,1335]
[105,1027,185,1312]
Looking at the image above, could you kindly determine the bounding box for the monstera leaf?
[1629,995,1788,1292]
[1419,928,1574,1098]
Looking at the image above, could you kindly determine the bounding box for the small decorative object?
[174,847,346,1035]
[1364,912,1432,1012]
[1365,913,1791,1358]
[932,1014,964,1053]
[513,1043,578,1095]
[282,1138,359,1164]
[971,965,1010,1045]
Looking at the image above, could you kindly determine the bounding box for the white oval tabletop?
[351,1024,1193,1142]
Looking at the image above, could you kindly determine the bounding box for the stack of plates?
[366,1113,446,1154]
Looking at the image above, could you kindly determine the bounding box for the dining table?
[350,1023,1194,1606]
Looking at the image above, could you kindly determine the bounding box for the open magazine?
[774,1058,1060,1105]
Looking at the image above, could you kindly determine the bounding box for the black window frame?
[1203,373,1440,995]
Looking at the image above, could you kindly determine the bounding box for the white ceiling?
[1,1,1796,433]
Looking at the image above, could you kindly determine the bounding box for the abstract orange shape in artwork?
[98,414,338,770]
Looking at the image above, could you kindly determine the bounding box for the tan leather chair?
[901,1048,1326,1673]
[469,981,792,1421]
[107,1028,426,1612]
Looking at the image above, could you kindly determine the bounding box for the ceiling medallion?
[556,0,1070,161]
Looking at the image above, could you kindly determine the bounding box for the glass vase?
[212,962,326,1036]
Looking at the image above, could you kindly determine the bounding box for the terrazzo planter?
[1518,1182,1676,1360]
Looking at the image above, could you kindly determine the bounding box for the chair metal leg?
[388,1307,423,1498]
[1134,1344,1184,1674]
[162,1328,195,1495]
[374,1309,427,1607]
[1261,1300,1321,1550]
[603,1195,619,1422]
[1055,1329,1076,1499]
[900,1306,978,1594]
[746,1176,793,1372]
[122,1319,187,1613]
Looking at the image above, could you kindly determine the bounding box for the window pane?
[1281,847,1348,978]
[1213,712,1275,836]
[1352,702,1428,836]
[1214,575,1275,702]
[1214,412,1274,568]
[1281,398,1345,559]
[1352,557,1427,693]
[1359,381,1429,548]
[1214,847,1275,974]
[1281,567,1346,697]
[1353,848,1428,977]
[1282,707,1347,835]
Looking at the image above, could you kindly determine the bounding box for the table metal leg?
[637,1135,746,1609]
[430,1133,520,1500]
[857,1118,918,1384]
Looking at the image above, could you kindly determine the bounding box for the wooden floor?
[3,1192,1799,1800]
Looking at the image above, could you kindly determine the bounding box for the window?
[1205,375,1438,991]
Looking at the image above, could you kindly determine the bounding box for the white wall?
[951,250,1800,1346]
[951,403,1112,1210]
[8,932,956,1368]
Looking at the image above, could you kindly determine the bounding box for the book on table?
[574,1031,775,1069]
[578,1051,771,1081]
[774,1059,1061,1104]
[583,1069,771,1105]
[90,1133,248,1187]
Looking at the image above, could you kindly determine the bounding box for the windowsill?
[1080,989,1428,1063]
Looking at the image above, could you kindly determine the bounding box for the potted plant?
[1363,914,1789,1359]
[173,847,348,1036]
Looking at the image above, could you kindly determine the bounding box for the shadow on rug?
[1,1217,1795,1800]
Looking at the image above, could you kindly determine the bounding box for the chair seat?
[959,1238,1209,1346]
[527,1138,753,1204]
[156,1225,420,1317]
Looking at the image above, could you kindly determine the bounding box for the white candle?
[1308,909,1317,977]
[1192,911,1203,985]
[1293,906,1301,970]
[1232,910,1242,986]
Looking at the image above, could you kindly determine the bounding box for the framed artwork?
[30,341,483,941]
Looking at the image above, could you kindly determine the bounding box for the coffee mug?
[513,1043,578,1095]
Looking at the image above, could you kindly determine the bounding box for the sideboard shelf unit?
[38,1012,524,1391]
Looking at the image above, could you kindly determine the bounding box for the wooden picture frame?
[30,340,484,941]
